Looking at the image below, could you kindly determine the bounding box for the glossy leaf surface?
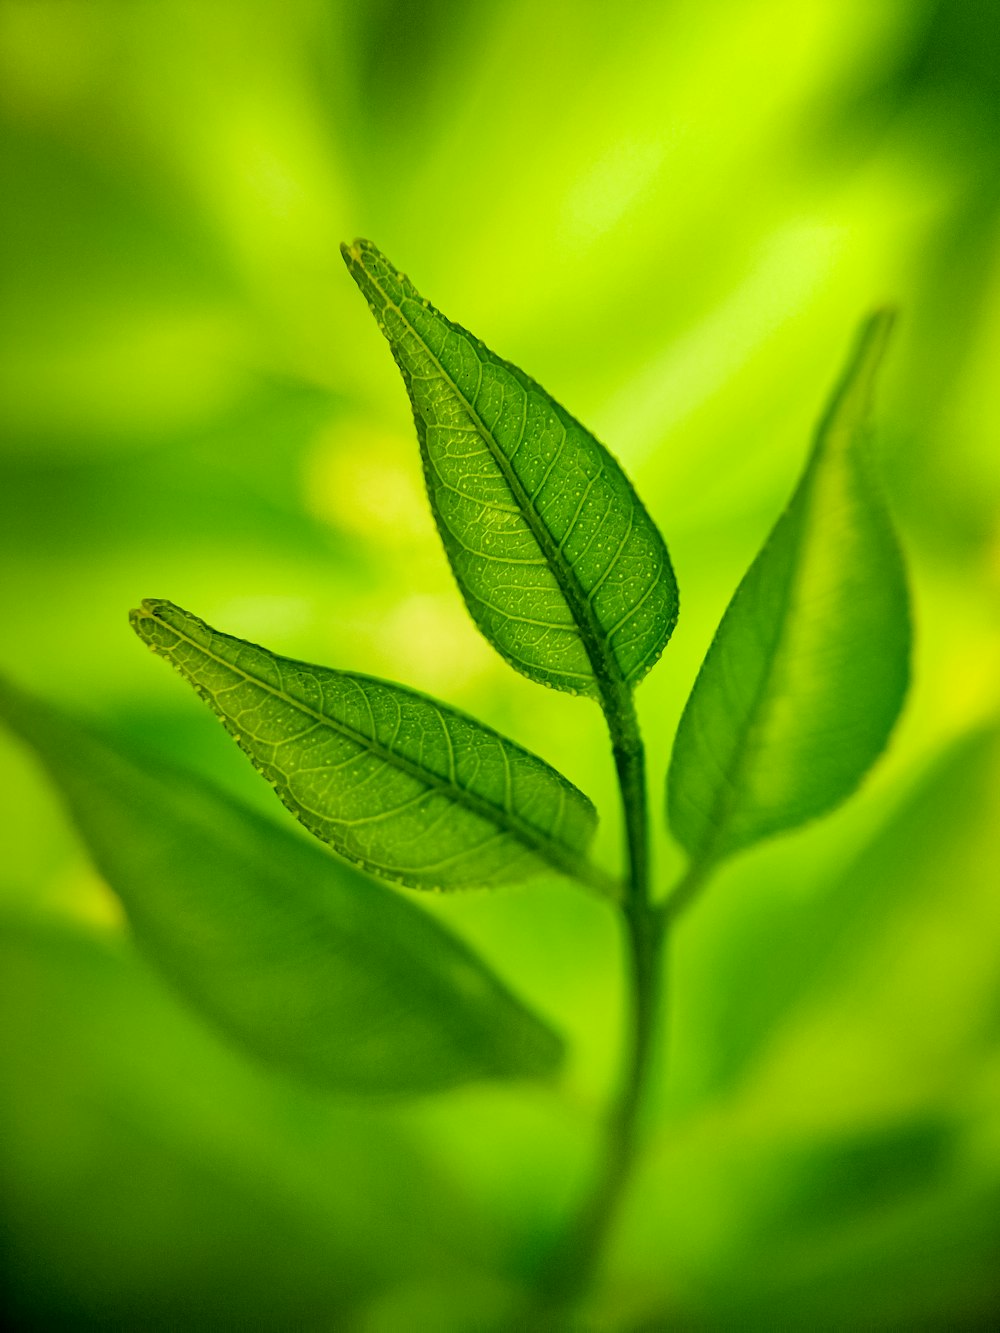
[668,311,910,864]
[130,600,609,894]
[0,677,564,1091]
[342,240,678,700]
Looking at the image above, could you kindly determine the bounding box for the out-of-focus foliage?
[1,1,998,1327]
[0,675,566,1095]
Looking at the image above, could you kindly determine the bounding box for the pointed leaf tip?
[668,311,911,865]
[342,243,679,702]
[816,307,898,451]
[130,599,612,896]
[0,680,565,1091]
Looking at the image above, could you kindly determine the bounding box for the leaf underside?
[0,677,565,1091]
[130,600,605,894]
[342,239,678,701]
[668,310,911,864]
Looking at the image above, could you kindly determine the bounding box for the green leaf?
[130,599,614,896]
[0,676,565,1092]
[341,239,678,703]
[0,920,494,1325]
[667,311,911,865]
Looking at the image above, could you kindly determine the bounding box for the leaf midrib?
[692,449,827,862]
[368,271,628,706]
[681,312,898,864]
[138,608,602,885]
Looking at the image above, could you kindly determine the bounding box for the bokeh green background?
[2,1,999,1327]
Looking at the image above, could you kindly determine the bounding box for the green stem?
[535,684,715,1317]
[605,680,650,911]
[534,683,663,1307]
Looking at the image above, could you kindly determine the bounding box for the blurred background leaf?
[1,0,998,1326]
[0,677,566,1093]
[0,918,507,1328]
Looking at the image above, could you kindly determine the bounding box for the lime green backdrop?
[2,1,998,1327]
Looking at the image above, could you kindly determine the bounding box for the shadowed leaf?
[0,676,564,1092]
[0,919,496,1326]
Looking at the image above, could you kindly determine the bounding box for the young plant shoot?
[0,243,910,1316]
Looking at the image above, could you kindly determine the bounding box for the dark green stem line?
[605,680,649,909]
[535,679,715,1317]
[534,684,665,1310]
[535,910,666,1311]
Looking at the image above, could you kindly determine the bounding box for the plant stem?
[534,683,716,1319]
[605,680,650,913]
[535,683,665,1309]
